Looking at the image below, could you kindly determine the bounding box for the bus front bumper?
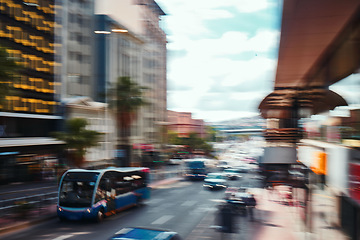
[57,205,101,221]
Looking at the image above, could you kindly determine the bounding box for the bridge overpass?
[219,128,264,135]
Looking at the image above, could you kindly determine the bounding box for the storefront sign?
[311,151,327,175]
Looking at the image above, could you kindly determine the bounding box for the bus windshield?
[59,172,98,208]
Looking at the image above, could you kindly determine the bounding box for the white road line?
[151,215,174,225]
[148,198,162,204]
[52,235,73,240]
[181,200,197,207]
[52,232,90,240]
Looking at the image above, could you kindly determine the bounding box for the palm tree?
[108,76,149,167]
[0,46,20,107]
[53,118,103,168]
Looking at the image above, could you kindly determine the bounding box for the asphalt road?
[3,167,264,240]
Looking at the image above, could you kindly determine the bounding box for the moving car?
[203,173,227,190]
[109,227,181,240]
[223,168,242,180]
[168,158,183,165]
[224,187,254,215]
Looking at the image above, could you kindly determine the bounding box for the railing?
[0,191,58,218]
[0,168,183,218]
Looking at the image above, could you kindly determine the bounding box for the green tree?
[168,132,214,157]
[0,46,20,107]
[205,126,217,142]
[53,118,103,168]
[108,76,148,166]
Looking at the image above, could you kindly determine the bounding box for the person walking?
[247,193,257,221]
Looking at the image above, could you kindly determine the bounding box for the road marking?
[181,200,197,207]
[210,199,226,203]
[152,215,174,225]
[148,198,162,204]
[52,235,73,240]
[52,232,90,240]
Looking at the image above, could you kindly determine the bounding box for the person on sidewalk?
[247,193,257,221]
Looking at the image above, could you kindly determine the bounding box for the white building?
[95,0,167,165]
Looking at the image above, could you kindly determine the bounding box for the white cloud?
[158,0,279,122]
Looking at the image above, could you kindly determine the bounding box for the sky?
[156,0,283,123]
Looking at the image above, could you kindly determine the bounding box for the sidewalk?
[186,187,350,240]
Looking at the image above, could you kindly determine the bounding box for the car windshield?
[207,174,223,179]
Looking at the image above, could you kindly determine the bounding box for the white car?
[203,173,227,190]
[168,158,182,165]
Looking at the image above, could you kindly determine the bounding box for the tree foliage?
[108,76,149,166]
[168,132,214,156]
[108,76,148,133]
[53,118,103,168]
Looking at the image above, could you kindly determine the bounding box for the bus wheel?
[96,209,104,223]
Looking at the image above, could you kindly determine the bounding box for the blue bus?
[183,159,207,180]
[57,167,150,222]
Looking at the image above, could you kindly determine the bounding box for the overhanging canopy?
[259,0,360,118]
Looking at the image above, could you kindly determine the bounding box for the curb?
[0,214,57,236]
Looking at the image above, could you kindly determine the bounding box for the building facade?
[167,110,206,139]
[56,0,95,100]
[258,1,360,239]
[0,0,63,184]
[95,0,167,166]
[62,96,116,168]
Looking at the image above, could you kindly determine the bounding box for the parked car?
[109,227,181,240]
[203,173,227,190]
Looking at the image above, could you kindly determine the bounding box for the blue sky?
[156,0,283,122]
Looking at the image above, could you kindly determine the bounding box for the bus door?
[113,172,136,208]
[98,174,116,215]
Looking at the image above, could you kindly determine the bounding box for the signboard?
[349,162,360,205]
[311,151,327,175]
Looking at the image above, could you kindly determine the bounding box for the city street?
[1,167,264,240]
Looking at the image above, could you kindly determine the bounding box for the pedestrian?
[247,193,257,221]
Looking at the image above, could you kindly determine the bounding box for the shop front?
[0,139,65,185]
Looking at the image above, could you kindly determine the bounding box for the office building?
[0,0,62,184]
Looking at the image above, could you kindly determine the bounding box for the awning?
[0,138,64,148]
[259,88,348,118]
